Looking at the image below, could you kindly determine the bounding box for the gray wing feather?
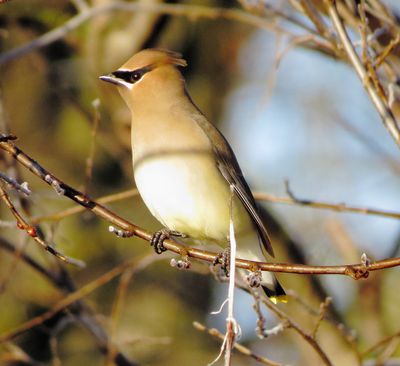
[191,109,275,257]
[215,150,274,258]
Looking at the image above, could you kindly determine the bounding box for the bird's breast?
[133,152,252,242]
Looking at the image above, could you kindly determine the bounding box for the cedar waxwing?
[100,49,286,302]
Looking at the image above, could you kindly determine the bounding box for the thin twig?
[0,2,295,66]
[261,297,333,366]
[0,184,84,267]
[0,254,158,344]
[33,184,400,225]
[31,188,139,224]
[0,237,29,294]
[374,34,400,67]
[299,0,332,39]
[254,180,400,220]
[0,236,54,282]
[255,190,400,220]
[0,236,140,366]
[362,330,400,358]
[286,289,359,359]
[325,0,400,148]
[106,266,136,365]
[193,322,283,366]
[70,0,89,13]
[0,172,31,196]
[312,297,332,339]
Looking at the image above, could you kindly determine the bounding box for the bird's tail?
[260,273,287,304]
[236,232,287,304]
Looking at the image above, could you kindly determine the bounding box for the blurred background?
[1,0,400,365]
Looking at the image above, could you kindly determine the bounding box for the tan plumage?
[100,49,285,301]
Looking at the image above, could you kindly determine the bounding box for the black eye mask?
[112,66,153,84]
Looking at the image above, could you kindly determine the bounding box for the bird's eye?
[112,67,151,85]
[130,72,142,83]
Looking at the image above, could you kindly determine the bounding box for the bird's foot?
[246,269,262,288]
[213,247,230,277]
[150,229,186,254]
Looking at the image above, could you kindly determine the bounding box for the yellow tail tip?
[269,295,288,304]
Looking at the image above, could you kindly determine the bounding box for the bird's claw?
[213,247,230,277]
[150,229,186,254]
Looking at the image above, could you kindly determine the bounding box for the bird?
[100,48,286,303]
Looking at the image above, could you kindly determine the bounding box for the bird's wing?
[215,144,274,258]
[193,112,275,258]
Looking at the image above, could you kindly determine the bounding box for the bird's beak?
[99,74,124,86]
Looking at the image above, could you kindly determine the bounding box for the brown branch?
[375,34,400,67]
[286,289,360,360]
[193,321,283,366]
[0,172,31,196]
[361,330,400,358]
[0,253,159,344]
[238,0,318,36]
[256,190,400,219]
[0,237,29,294]
[0,236,54,281]
[0,184,84,267]
[260,295,333,366]
[312,297,332,339]
[0,236,140,366]
[254,180,400,220]
[0,2,296,66]
[325,0,400,148]
[106,266,136,365]
[31,188,139,224]
[1,136,400,277]
[299,0,332,39]
[32,184,400,227]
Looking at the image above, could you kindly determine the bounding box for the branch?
[193,321,283,366]
[325,0,400,148]
[0,2,295,66]
[260,294,333,366]
[0,172,31,196]
[361,330,400,358]
[31,188,139,224]
[0,236,140,366]
[0,185,85,267]
[0,254,158,344]
[255,183,400,220]
[1,136,400,277]
[0,236,54,281]
[31,184,400,226]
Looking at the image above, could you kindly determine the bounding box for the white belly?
[134,154,252,242]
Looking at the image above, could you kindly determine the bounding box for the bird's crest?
[121,48,187,71]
